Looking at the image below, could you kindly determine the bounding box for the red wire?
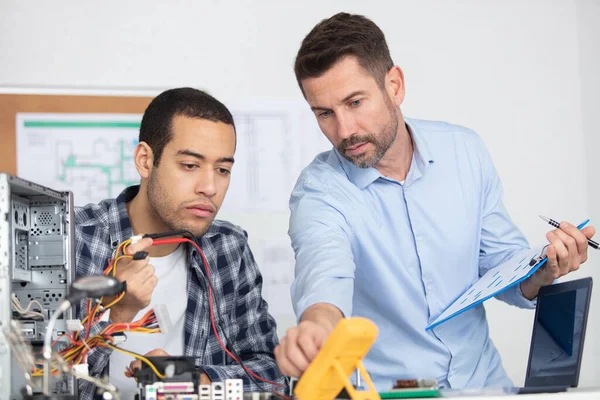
[152,237,284,388]
[84,301,100,340]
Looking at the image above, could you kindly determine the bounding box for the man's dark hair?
[139,87,236,166]
[294,12,394,92]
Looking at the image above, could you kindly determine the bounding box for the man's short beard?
[338,97,399,168]
[146,170,213,237]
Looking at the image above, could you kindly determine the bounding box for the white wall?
[1,0,598,387]
[576,0,600,388]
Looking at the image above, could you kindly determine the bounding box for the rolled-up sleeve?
[288,178,356,320]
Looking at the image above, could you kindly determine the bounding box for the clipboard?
[426,219,590,330]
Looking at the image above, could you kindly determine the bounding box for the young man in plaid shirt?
[75,88,285,399]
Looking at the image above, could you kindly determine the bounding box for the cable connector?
[72,363,89,377]
[225,379,243,400]
[111,333,127,344]
[133,251,149,260]
[153,304,172,335]
[66,319,84,332]
[130,235,143,245]
[100,309,111,322]
[143,230,190,239]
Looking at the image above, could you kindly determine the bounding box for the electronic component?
[71,363,89,377]
[0,173,76,400]
[134,356,203,400]
[133,251,149,261]
[144,381,196,400]
[241,395,277,400]
[392,379,437,389]
[211,382,224,400]
[224,379,243,400]
[377,379,440,399]
[293,317,380,400]
[153,304,172,336]
[65,319,84,332]
[133,357,260,400]
[1,175,265,400]
[199,384,211,400]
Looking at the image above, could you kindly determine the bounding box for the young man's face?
[146,115,235,237]
[302,56,399,168]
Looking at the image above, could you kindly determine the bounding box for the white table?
[438,388,600,399]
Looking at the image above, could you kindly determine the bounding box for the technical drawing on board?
[16,105,329,212]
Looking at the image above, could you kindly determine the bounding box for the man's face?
[302,56,399,168]
[146,115,235,237]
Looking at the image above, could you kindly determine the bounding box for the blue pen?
[538,215,599,250]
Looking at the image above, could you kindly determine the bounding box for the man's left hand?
[521,221,595,300]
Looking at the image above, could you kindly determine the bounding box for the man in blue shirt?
[274,12,596,390]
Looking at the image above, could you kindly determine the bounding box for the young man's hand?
[105,237,158,323]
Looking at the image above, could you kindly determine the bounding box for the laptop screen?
[525,277,593,388]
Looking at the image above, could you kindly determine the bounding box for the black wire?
[143,230,190,240]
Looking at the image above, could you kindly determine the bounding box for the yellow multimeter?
[294,317,380,400]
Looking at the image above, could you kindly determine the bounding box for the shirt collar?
[335,118,435,190]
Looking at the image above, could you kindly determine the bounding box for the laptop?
[517,277,593,394]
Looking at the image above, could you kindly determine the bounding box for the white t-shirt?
[109,244,188,400]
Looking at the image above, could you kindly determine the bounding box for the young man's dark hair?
[139,87,236,166]
[294,12,394,91]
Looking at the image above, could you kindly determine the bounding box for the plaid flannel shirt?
[74,186,285,399]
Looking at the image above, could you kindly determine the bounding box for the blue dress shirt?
[289,118,536,390]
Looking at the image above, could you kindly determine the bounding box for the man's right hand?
[274,303,342,377]
[106,237,158,323]
[274,320,330,377]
